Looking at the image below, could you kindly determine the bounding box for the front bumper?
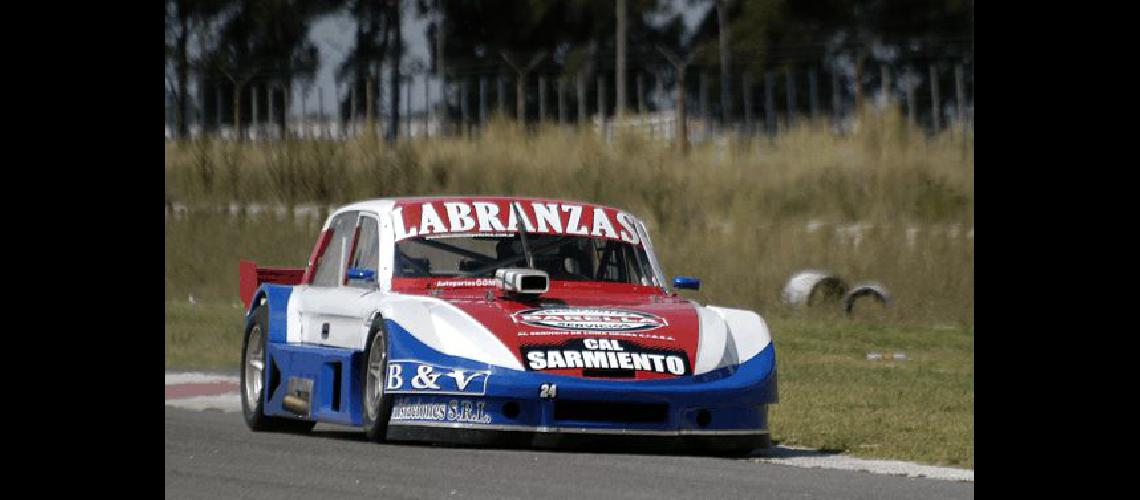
[384,319,778,447]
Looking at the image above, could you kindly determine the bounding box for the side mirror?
[673,276,701,291]
[346,268,376,282]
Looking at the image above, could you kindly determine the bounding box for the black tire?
[361,319,395,442]
[240,304,316,434]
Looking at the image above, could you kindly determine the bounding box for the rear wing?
[239,260,306,310]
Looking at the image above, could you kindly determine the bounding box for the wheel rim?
[365,334,386,421]
[244,324,265,407]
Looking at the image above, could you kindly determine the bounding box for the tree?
[715,0,731,124]
[338,0,396,136]
[615,0,626,118]
[386,0,402,142]
[198,0,340,140]
[647,9,699,153]
[166,0,229,139]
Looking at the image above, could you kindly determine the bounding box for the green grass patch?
[165,301,245,370]
[767,316,973,468]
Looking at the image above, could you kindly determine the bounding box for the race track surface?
[165,407,973,499]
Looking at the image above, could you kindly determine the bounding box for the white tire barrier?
[781,270,849,308]
[843,281,891,314]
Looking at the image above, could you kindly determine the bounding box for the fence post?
[285,83,292,139]
[268,86,275,139]
[930,63,940,131]
[350,82,357,136]
[785,68,796,129]
[654,72,664,138]
[905,67,916,127]
[808,68,819,121]
[742,73,752,135]
[558,78,567,125]
[831,70,840,123]
[318,86,325,138]
[699,73,709,122]
[252,85,259,139]
[539,75,547,122]
[300,85,308,139]
[881,64,890,105]
[215,82,222,133]
[404,76,411,138]
[637,73,645,115]
[479,75,487,126]
[597,75,606,128]
[577,72,587,125]
[460,77,470,137]
[497,75,506,117]
[424,76,432,137]
[764,71,775,136]
[955,63,965,127]
[366,74,376,137]
[197,79,205,137]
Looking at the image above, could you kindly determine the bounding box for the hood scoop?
[495,268,550,296]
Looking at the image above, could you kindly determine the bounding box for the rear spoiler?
[239,260,306,310]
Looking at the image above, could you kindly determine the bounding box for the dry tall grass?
[165,106,973,325]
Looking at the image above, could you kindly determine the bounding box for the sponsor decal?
[432,278,498,288]
[392,200,644,246]
[521,338,690,376]
[391,397,493,424]
[514,308,668,332]
[385,360,491,396]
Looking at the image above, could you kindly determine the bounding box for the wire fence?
[165,59,973,142]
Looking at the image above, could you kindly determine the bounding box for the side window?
[347,216,380,288]
[312,211,359,287]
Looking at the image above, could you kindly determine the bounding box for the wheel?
[362,320,395,442]
[240,304,316,433]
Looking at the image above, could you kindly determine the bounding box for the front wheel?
[362,321,395,442]
[240,304,315,433]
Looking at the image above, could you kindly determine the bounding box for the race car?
[238,196,777,452]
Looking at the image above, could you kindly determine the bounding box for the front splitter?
[386,421,771,454]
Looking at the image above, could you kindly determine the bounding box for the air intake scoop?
[495,268,550,295]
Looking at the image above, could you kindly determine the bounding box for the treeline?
[165,0,972,140]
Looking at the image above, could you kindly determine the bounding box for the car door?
[293,211,382,349]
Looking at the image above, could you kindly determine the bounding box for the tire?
[361,319,395,442]
[240,304,316,434]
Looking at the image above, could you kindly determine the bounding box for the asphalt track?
[165,407,973,499]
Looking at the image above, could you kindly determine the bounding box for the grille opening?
[330,362,342,412]
[502,402,521,419]
[696,409,712,428]
[554,400,668,424]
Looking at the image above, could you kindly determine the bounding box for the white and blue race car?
[239,196,777,452]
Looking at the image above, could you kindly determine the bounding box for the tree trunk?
[615,0,627,118]
[677,69,688,154]
[175,13,190,139]
[717,0,732,125]
[233,80,244,142]
[516,73,526,123]
[367,72,375,135]
[387,0,402,142]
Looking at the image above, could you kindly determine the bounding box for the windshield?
[395,234,658,286]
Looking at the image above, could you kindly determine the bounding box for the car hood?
[380,286,770,380]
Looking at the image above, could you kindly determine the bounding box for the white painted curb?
[751,446,973,482]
